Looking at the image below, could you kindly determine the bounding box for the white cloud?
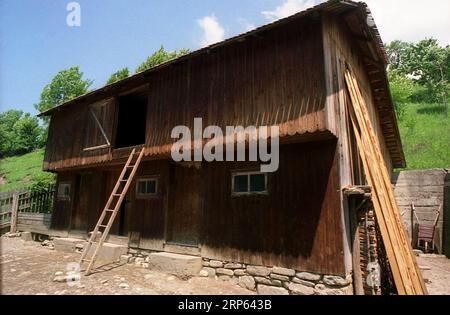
[262,0,450,45]
[197,15,225,47]
[262,0,318,21]
[363,0,450,45]
[238,18,256,32]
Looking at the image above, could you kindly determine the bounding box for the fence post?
[10,192,19,233]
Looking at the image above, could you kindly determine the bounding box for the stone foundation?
[199,258,353,295]
[123,248,353,295]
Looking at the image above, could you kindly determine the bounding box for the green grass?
[398,103,450,170]
[0,149,55,192]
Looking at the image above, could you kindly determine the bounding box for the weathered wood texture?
[201,140,344,276]
[166,163,202,246]
[50,172,75,230]
[17,213,52,235]
[50,140,344,275]
[43,18,327,171]
[322,14,394,180]
[345,68,427,294]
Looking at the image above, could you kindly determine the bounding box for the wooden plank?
[10,192,19,233]
[345,68,427,295]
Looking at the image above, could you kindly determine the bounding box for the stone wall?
[199,259,353,295]
[123,248,353,295]
[392,169,448,253]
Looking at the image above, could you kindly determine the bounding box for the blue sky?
[1,0,449,116]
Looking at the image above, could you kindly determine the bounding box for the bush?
[388,70,418,120]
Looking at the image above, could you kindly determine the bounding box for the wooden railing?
[0,185,55,233]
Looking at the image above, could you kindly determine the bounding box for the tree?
[388,70,418,120]
[136,46,190,73]
[386,39,450,103]
[34,66,93,118]
[107,67,130,84]
[0,110,43,157]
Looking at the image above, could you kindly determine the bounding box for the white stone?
[218,275,232,281]
[257,284,289,295]
[288,283,315,295]
[234,269,247,276]
[296,272,322,282]
[216,268,234,276]
[238,276,256,291]
[119,283,129,289]
[224,263,242,269]
[201,267,216,277]
[54,238,85,253]
[209,260,224,268]
[247,266,271,277]
[272,266,295,277]
[86,242,128,263]
[254,276,281,287]
[323,275,352,287]
[53,275,68,283]
[270,274,290,282]
[146,252,202,277]
[199,270,209,277]
[292,278,315,287]
[54,271,64,276]
[120,254,131,264]
[21,232,32,242]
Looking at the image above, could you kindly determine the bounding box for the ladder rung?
[99,225,107,228]
[106,209,114,212]
[113,194,121,197]
[127,165,135,168]
[120,179,128,182]
[82,259,91,262]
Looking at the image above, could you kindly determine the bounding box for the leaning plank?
[345,68,427,295]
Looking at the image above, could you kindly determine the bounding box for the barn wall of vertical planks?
[40,1,409,291]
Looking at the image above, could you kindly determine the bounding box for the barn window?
[57,182,71,200]
[232,172,268,195]
[136,177,158,197]
[115,92,148,148]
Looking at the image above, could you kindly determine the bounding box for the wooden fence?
[0,185,55,234]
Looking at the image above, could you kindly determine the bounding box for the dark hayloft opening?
[115,93,148,148]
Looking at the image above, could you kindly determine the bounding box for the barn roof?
[38,0,405,168]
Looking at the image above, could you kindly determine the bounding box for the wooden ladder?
[79,147,145,275]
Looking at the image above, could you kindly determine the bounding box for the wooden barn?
[39,0,406,294]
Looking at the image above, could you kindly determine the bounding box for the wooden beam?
[345,67,427,295]
[10,192,19,234]
[89,109,111,147]
[83,144,111,152]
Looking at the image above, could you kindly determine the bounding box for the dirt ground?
[0,237,254,295]
[417,254,450,295]
[1,236,449,295]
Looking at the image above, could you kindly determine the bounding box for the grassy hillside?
[398,103,450,170]
[0,149,55,192]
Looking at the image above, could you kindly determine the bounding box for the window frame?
[231,171,269,196]
[57,182,72,201]
[135,176,159,199]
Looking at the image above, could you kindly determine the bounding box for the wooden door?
[166,164,201,246]
[70,173,91,232]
